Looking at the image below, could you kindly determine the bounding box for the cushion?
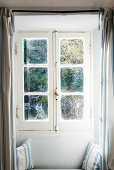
[16,139,33,170]
[82,140,102,170]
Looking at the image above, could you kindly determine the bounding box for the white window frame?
[14,31,92,131]
[55,32,91,130]
[15,32,53,130]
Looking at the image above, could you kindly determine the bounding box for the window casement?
[14,31,91,131]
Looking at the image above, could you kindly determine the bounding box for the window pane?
[61,95,84,120]
[61,67,83,92]
[24,95,48,120]
[24,39,47,64]
[24,67,48,92]
[60,39,84,64]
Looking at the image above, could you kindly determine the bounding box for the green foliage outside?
[61,68,83,92]
[24,95,48,120]
[61,95,84,120]
[24,39,47,64]
[24,67,48,92]
[24,38,84,120]
[60,39,84,64]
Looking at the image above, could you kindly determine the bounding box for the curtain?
[102,9,114,170]
[0,8,16,170]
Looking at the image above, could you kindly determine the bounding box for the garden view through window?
[24,38,48,120]
[59,38,84,120]
[24,37,84,121]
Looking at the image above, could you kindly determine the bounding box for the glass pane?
[61,68,83,92]
[61,95,84,120]
[24,39,47,64]
[24,95,48,120]
[60,39,84,64]
[24,67,48,92]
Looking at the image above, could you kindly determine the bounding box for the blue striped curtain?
[101,9,114,170]
[0,8,16,170]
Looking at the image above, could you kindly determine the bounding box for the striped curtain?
[0,8,16,170]
[101,9,114,170]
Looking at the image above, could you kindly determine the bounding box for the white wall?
[15,15,101,168]
[15,14,98,32]
[93,30,102,144]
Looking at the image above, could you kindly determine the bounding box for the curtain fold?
[102,8,114,170]
[0,8,16,170]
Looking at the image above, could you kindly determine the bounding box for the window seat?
[16,135,90,169]
[33,169,82,170]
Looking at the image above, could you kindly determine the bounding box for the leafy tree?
[24,68,48,92]
[61,95,84,120]
[24,39,27,64]
[61,68,83,92]
[24,95,48,120]
[60,39,84,64]
[24,39,47,64]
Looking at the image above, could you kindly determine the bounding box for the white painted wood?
[15,32,53,130]
[15,31,92,131]
[56,32,91,130]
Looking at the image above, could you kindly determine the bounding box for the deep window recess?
[15,31,91,131]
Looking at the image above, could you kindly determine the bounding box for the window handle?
[55,88,59,96]
[55,88,59,100]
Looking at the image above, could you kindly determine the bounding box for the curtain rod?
[12,8,104,14]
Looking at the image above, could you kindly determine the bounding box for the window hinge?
[15,42,18,55]
[16,105,19,118]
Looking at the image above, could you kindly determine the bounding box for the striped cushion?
[16,139,33,170]
[82,140,102,170]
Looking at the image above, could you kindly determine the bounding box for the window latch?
[55,88,59,100]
